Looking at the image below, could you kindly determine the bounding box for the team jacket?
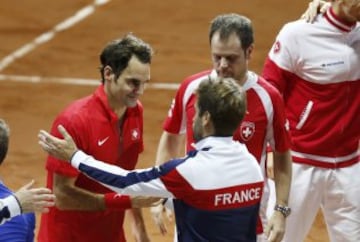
[262,8,360,168]
[70,136,264,242]
[0,194,20,225]
[38,85,144,242]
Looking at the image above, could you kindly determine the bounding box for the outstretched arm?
[38,125,174,198]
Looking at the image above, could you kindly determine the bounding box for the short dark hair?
[99,33,153,83]
[0,119,10,165]
[209,13,254,50]
[196,77,247,136]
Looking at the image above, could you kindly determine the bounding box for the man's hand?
[265,211,286,242]
[150,203,174,235]
[301,0,330,23]
[38,125,78,161]
[15,180,55,213]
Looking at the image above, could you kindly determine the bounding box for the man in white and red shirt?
[262,1,360,241]
[153,14,292,242]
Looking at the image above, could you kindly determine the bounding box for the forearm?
[55,184,132,211]
[155,131,185,166]
[55,184,106,211]
[273,150,292,205]
[54,172,127,211]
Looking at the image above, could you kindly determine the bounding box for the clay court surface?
[1,0,328,241]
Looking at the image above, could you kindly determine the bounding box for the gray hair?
[0,119,10,164]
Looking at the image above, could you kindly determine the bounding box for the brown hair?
[196,77,247,136]
[99,33,153,83]
[209,13,254,51]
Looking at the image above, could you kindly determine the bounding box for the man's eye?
[129,80,140,86]
[227,56,236,63]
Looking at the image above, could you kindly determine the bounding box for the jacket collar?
[324,7,357,32]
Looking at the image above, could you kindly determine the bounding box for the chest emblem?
[240,121,255,141]
[131,128,140,141]
[273,41,281,54]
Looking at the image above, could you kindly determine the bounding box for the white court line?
[0,74,180,90]
[0,0,111,72]
[0,0,180,90]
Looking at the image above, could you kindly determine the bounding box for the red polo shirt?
[38,85,144,242]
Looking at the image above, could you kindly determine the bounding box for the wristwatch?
[274,204,291,218]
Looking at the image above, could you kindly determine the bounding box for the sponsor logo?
[240,121,255,141]
[98,136,109,146]
[320,61,345,67]
[273,41,281,53]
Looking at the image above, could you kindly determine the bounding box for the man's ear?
[103,66,113,82]
[202,111,211,126]
[245,44,254,60]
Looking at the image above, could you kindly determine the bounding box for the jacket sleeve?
[0,195,22,225]
[70,150,178,198]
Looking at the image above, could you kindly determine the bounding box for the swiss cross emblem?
[131,128,140,141]
[240,121,255,141]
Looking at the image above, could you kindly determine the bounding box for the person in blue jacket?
[0,119,55,241]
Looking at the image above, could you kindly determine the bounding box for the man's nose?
[134,83,146,95]
[220,57,228,68]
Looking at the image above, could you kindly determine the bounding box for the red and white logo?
[240,121,255,141]
[131,128,140,141]
[114,194,123,198]
[98,136,109,146]
[273,41,281,54]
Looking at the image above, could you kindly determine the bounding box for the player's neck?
[331,5,357,25]
[237,71,248,86]
[106,94,127,118]
[113,107,126,119]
